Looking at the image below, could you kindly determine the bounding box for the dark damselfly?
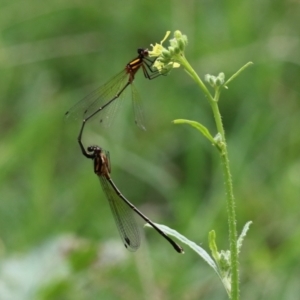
[65,48,160,135]
[78,131,183,253]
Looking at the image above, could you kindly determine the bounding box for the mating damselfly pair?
[66,48,183,254]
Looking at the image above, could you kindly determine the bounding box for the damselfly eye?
[87,146,93,152]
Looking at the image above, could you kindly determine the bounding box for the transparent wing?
[99,86,125,128]
[131,83,146,131]
[65,70,129,126]
[98,175,140,251]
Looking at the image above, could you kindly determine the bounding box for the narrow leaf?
[145,223,221,278]
[173,119,215,144]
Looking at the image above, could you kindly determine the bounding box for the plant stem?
[177,54,239,299]
[211,101,239,300]
[177,55,214,103]
[220,147,239,300]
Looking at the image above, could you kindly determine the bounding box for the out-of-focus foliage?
[0,0,300,299]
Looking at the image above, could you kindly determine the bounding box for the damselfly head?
[137,48,149,57]
[87,145,102,153]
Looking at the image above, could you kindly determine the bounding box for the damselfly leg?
[66,48,161,132]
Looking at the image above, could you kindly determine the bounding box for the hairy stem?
[177,54,239,299]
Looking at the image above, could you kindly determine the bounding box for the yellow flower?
[149,31,171,57]
[149,31,181,72]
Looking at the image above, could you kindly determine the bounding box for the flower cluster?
[149,31,188,74]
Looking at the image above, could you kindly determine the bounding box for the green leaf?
[173,119,215,144]
[145,223,221,277]
[209,230,219,262]
[208,231,231,296]
[145,223,232,296]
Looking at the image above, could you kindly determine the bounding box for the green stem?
[221,148,239,300]
[210,100,225,138]
[177,54,214,103]
[178,54,239,300]
[211,102,239,300]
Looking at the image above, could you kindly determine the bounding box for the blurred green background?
[1,0,300,299]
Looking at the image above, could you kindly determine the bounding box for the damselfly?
[78,133,183,253]
[65,48,160,134]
